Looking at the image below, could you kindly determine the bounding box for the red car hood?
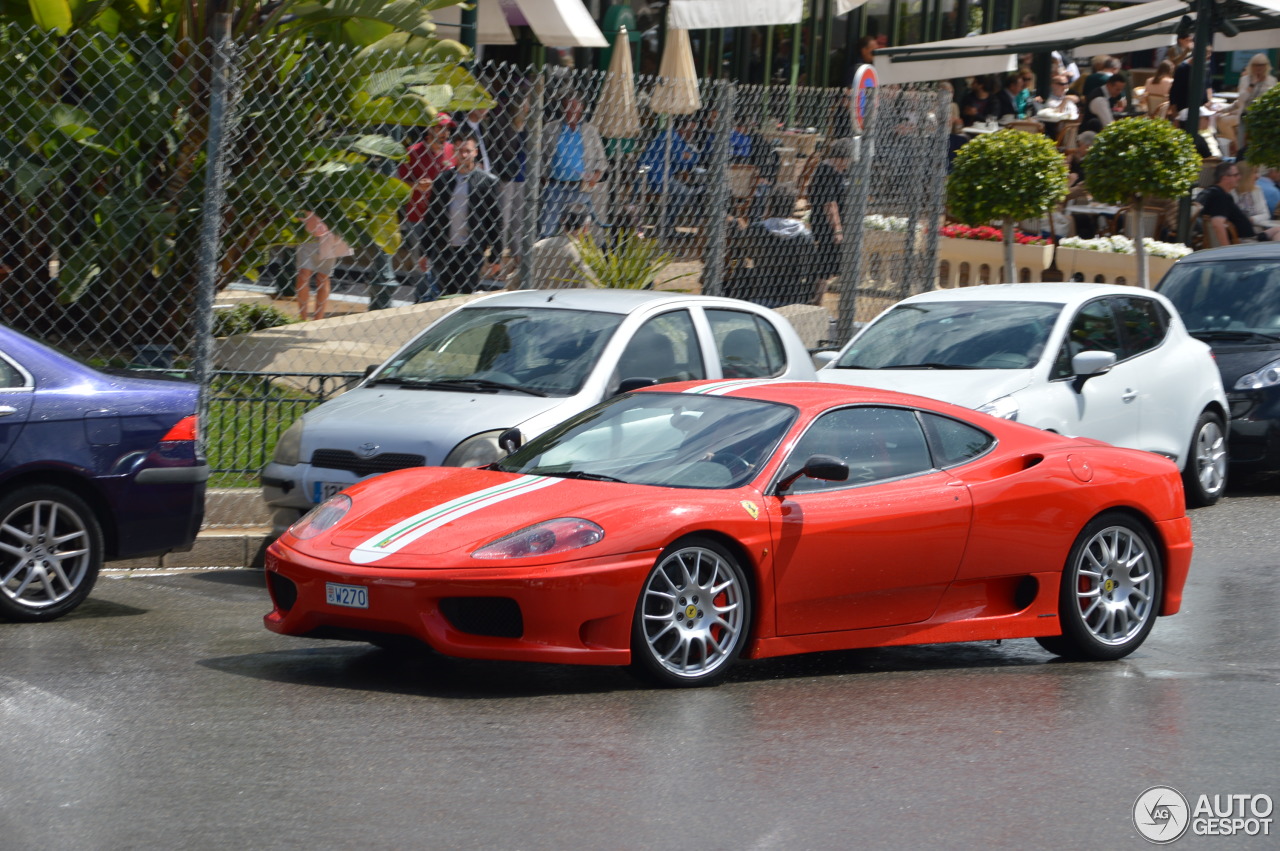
[299,467,740,567]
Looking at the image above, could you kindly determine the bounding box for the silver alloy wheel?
[0,499,94,610]
[1193,418,1227,498]
[1070,524,1156,646]
[639,545,746,679]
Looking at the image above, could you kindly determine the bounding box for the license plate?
[325,582,368,609]
[313,481,346,503]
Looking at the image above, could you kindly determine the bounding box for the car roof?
[895,282,1161,307]
[461,288,771,315]
[1169,243,1280,264]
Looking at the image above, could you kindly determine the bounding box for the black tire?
[1036,512,1162,661]
[1183,410,1227,508]
[0,485,103,622]
[629,536,751,688]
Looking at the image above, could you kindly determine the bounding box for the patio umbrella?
[595,25,641,144]
[649,28,701,239]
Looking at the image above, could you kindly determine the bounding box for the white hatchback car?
[818,283,1229,505]
[262,289,818,533]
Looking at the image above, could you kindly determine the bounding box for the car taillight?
[162,415,198,442]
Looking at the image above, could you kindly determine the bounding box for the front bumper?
[264,541,657,665]
[1227,389,1280,473]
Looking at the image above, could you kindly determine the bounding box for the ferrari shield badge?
[740,500,759,520]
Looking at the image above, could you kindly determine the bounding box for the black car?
[1157,243,1280,475]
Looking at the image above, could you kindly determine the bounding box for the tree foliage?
[1084,117,1199,205]
[1244,85,1280,170]
[946,129,1069,226]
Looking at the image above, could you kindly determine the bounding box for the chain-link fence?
[1,25,951,502]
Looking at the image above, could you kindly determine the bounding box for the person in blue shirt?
[639,118,704,230]
[1258,166,1280,219]
[539,95,607,238]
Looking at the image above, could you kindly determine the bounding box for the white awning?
[512,0,608,48]
[669,0,804,28]
[432,3,516,46]
[834,0,875,15]
[874,0,1187,84]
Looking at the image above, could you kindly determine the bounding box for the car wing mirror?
[616,376,660,396]
[775,454,849,494]
[811,350,839,368]
[1070,350,1117,392]
[498,427,523,455]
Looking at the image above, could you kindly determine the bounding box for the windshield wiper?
[542,470,627,483]
[1192,330,1280,343]
[366,375,438,388]
[879,362,982,370]
[423,378,549,396]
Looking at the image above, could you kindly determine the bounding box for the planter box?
[1057,248,1178,286]
[936,237,1055,287]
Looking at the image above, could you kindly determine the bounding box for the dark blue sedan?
[0,326,208,621]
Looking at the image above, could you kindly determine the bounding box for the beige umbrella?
[595,26,641,140]
[650,27,701,115]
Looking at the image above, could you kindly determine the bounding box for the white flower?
[865,214,909,232]
[1058,236,1191,257]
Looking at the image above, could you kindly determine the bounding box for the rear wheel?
[1037,512,1162,661]
[630,537,750,688]
[1183,411,1227,507]
[0,486,103,622]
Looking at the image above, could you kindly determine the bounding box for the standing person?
[1170,46,1213,118]
[398,115,455,302]
[1085,73,1127,131]
[539,95,607,238]
[295,212,351,321]
[459,98,525,262]
[422,136,503,297]
[806,138,852,281]
[639,118,704,232]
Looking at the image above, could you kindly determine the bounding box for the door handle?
[0,405,17,417]
[1122,390,1138,402]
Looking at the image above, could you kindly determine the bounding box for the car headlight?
[976,395,1019,421]
[289,494,351,540]
[272,420,305,466]
[1234,358,1280,391]
[443,430,507,467]
[472,518,604,560]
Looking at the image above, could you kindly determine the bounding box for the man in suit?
[422,135,503,298]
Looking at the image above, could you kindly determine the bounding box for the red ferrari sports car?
[264,380,1192,687]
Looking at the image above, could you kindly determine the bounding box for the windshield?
[493,392,797,489]
[833,301,1063,370]
[1159,260,1280,340]
[375,307,625,396]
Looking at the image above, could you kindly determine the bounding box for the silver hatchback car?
[261,289,818,533]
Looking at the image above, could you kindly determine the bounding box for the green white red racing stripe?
[682,378,777,396]
[350,475,561,564]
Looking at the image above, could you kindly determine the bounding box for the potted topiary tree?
[946,129,1069,282]
[1245,85,1280,170]
[1083,117,1200,289]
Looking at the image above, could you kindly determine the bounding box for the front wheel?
[0,486,103,622]
[1183,411,1227,507]
[630,537,751,688]
[1037,512,1162,661]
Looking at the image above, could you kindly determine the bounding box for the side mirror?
[775,454,849,494]
[811,350,839,368]
[363,364,379,379]
[1071,350,1117,392]
[615,376,660,396]
[498,427,522,454]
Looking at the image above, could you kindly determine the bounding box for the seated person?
[724,192,818,308]
[1202,161,1280,243]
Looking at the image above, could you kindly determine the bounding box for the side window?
[920,412,995,467]
[616,311,706,388]
[1053,299,1122,378]
[1113,296,1168,357]
[706,309,785,379]
[779,406,933,494]
[0,355,25,389]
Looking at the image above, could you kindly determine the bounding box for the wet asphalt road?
[2,485,1278,850]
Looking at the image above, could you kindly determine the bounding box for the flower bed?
[1058,235,1192,260]
[940,224,1050,246]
